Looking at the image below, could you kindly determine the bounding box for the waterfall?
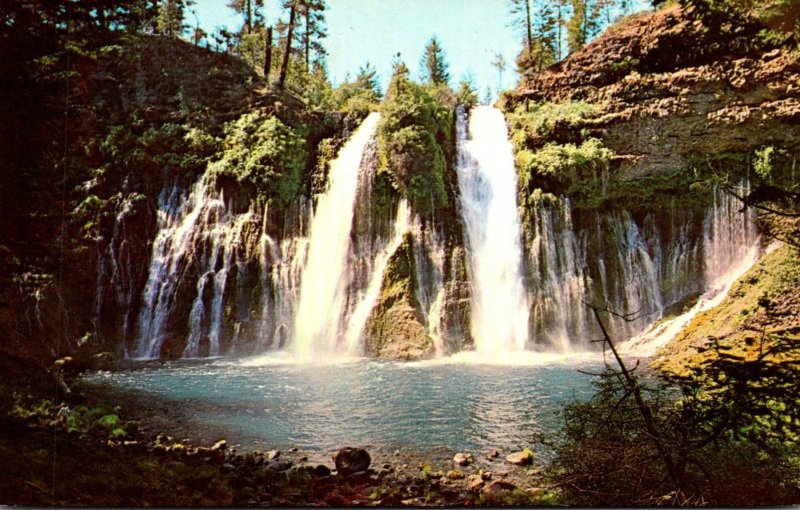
[622,185,760,355]
[526,195,592,351]
[456,106,529,355]
[134,183,205,359]
[343,199,411,354]
[292,112,381,359]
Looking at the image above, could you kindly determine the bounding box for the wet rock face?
[507,4,800,177]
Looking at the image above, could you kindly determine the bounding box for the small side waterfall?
[292,112,381,359]
[456,106,529,355]
[134,183,206,358]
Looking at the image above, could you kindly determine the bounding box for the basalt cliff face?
[507,4,800,178]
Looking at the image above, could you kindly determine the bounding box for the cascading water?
[456,106,529,355]
[120,104,762,362]
[134,183,206,359]
[343,199,411,354]
[292,112,381,359]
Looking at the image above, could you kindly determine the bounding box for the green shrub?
[507,100,596,149]
[517,138,613,189]
[377,74,453,216]
[208,111,307,206]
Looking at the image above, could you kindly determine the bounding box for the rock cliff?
[505,4,800,178]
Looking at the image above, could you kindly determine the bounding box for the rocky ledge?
[505,4,800,177]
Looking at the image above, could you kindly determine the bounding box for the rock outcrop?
[506,4,800,177]
[365,233,435,360]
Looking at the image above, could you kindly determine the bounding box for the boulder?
[265,450,280,460]
[332,447,371,477]
[505,448,534,466]
[453,452,474,466]
[481,480,517,497]
[446,470,465,480]
[268,459,293,471]
[466,474,484,492]
[211,439,227,452]
[313,464,331,477]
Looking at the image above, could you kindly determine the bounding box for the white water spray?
[292,113,381,360]
[456,106,529,355]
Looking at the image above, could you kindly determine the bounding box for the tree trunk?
[525,0,533,55]
[305,6,311,73]
[246,0,252,33]
[264,26,273,79]
[278,2,296,90]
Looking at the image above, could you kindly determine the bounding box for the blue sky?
[192,0,649,97]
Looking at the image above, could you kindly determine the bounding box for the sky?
[192,0,650,98]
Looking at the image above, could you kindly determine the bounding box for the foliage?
[456,79,479,108]
[516,138,613,187]
[328,62,382,117]
[551,306,800,508]
[507,100,596,148]
[208,111,307,206]
[419,36,451,87]
[377,63,454,216]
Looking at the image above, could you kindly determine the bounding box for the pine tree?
[355,62,382,98]
[157,0,192,37]
[387,53,410,96]
[509,0,534,55]
[491,52,507,93]
[419,36,451,87]
[227,0,264,34]
[296,0,327,73]
[278,0,297,89]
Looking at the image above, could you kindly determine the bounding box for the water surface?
[84,353,604,459]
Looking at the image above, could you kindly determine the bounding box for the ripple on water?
[81,356,600,457]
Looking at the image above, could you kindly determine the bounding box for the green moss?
[654,245,800,378]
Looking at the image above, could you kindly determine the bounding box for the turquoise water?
[83,354,603,458]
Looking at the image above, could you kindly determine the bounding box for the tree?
[227,0,264,34]
[278,0,297,89]
[387,53,410,96]
[551,300,800,505]
[355,62,382,98]
[296,0,327,73]
[157,0,192,37]
[491,52,507,93]
[419,36,451,87]
[456,76,478,108]
[566,0,588,53]
[509,0,534,55]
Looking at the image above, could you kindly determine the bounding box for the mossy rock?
[365,233,434,360]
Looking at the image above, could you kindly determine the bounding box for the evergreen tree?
[388,53,410,96]
[296,0,327,73]
[456,77,478,107]
[157,0,192,37]
[419,36,451,87]
[566,0,600,53]
[278,0,297,89]
[227,0,264,34]
[355,62,382,98]
[491,52,507,93]
[509,0,534,55]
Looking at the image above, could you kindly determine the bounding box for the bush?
[377,75,453,216]
[516,138,614,197]
[550,348,800,506]
[507,100,596,150]
[208,111,306,206]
